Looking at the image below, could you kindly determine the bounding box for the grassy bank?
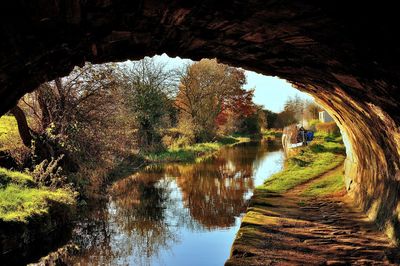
[0,167,76,223]
[262,129,283,140]
[0,115,23,151]
[258,132,345,193]
[143,135,251,163]
[227,132,348,265]
[300,166,345,197]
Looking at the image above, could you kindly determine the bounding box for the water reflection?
[68,140,283,266]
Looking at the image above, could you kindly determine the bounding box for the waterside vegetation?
[259,132,345,193]
[0,167,75,223]
[143,135,251,163]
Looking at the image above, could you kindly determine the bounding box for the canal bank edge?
[0,197,76,263]
[142,134,254,164]
[226,133,352,265]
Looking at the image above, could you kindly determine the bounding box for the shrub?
[162,127,194,148]
[171,136,193,148]
[315,122,340,135]
[161,135,174,147]
[239,113,261,134]
[177,118,196,144]
[30,155,68,188]
[308,119,320,131]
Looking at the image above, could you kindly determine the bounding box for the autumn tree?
[117,58,178,151]
[216,88,257,135]
[175,59,247,141]
[237,105,266,134]
[19,63,130,171]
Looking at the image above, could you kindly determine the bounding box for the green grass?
[0,167,75,223]
[258,133,345,193]
[262,129,283,139]
[0,116,76,223]
[0,115,22,151]
[144,135,250,163]
[0,184,75,222]
[300,168,345,197]
[0,167,35,187]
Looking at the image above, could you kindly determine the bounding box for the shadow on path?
[226,168,400,265]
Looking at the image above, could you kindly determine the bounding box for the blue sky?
[151,54,313,113]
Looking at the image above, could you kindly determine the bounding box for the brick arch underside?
[0,0,399,243]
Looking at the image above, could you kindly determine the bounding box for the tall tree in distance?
[303,100,320,121]
[175,59,247,141]
[283,95,305,122]
[274,95,305,128]
[263,109,278,129]
[118,57,178,151]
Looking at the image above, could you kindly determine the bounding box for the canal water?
[67,140,284,266]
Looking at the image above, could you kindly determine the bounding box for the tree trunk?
[9,105,33,147]
[37,90,51,130]
[9,104,78,172]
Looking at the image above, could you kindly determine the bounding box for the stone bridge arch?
[1,1,399,243]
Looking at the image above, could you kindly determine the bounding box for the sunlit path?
[226,166,400,265]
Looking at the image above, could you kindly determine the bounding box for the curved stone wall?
[0,0,399,243]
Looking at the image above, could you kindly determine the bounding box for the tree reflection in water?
[68,140,282,265]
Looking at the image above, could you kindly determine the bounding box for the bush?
[239,114,261,134]
[30,156,69,188]
[171,136,193,148]
[177,118,196,144]
[161,135,174,147]
[315,122,340,135]
[162,127,194,148]
[308,119,320,131]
